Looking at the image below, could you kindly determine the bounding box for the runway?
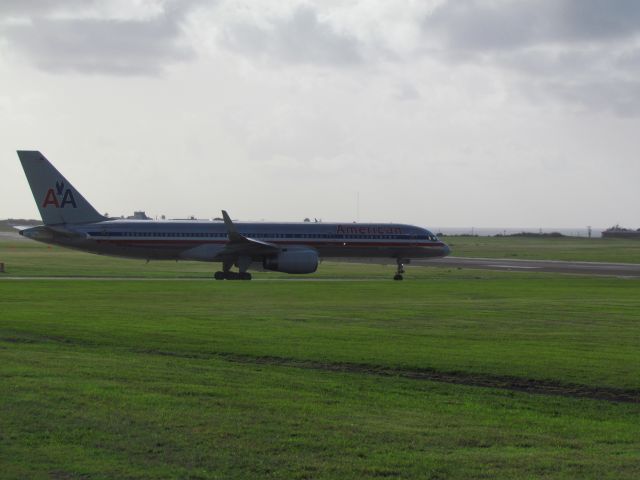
[420,257,640,278]
[1,258,639,280]
[0,276,387,282]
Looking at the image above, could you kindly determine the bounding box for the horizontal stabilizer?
[11,225,37,232]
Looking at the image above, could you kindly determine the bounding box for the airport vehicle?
[17,151,450,280]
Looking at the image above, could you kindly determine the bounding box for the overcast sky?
[2,0,639,228]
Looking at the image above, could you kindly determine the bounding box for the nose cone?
[442,243,451,256]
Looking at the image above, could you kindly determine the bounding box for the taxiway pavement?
[419,257,640,278]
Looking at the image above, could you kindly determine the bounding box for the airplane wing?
[217,210,279,258]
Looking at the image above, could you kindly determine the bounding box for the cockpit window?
[411,231,438,241]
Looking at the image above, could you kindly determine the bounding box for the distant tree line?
[494,232,565,238]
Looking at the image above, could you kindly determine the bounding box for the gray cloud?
[531,78,640,117]
[394,83,420,101]
[220,5,362,67]
[425,0,545,52]
[0,0,92,16]
[556,0,640,42]
[4,0,640,116]
[423,0,640,115]
[425,0,640,51]
[0,1,195,75]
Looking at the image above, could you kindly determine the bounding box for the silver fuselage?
[21,219,450,265]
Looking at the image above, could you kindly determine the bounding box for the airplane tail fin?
[17,150,106,225]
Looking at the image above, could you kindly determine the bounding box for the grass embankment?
[1,275,639,478]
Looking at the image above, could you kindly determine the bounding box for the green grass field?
[1,237,639,478]
[445,235,640,263]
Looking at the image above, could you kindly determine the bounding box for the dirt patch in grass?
[137,347,640,403]
[219,353,640,404]
[6,334,639,404]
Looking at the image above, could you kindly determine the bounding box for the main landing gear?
[214,256,252,281]
[394,259,406,281]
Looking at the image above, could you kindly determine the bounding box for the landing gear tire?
[216,258,252,280]
[215,271,251,280]
[394,258,406,281]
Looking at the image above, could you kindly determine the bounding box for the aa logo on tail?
[42,181,77,208]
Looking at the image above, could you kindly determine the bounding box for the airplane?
[16,150,450,280]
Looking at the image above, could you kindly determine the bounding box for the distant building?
[602,226,640,239]
[126,211,151,220]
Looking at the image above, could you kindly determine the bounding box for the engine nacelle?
[263,248,318,274]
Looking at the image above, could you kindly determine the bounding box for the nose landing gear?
[394,259,406,281]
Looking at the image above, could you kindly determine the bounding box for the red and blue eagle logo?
[42,181,77,208]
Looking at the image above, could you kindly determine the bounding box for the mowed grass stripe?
[1,276,638,390]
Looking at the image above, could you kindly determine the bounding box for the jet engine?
[263,248,318,274]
